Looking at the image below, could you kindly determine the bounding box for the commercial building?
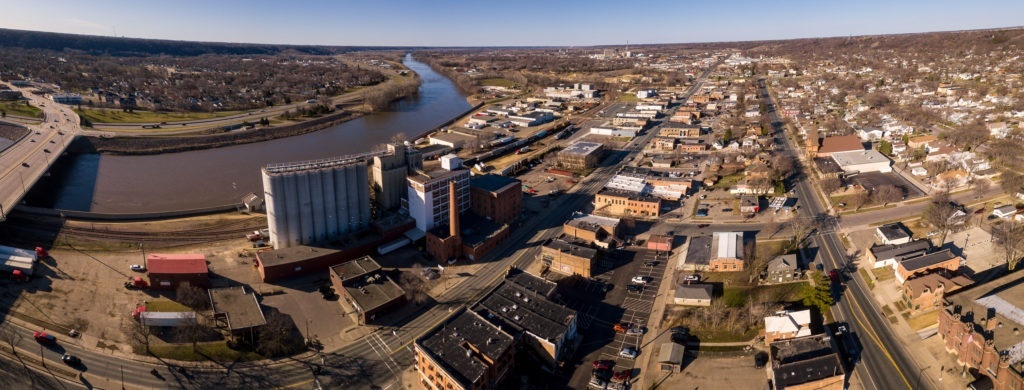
[938,271,1024,390]
[208,286,267,336]
[414,308,515,390]
[902,271,972,316]
[541,237,598,278]
[814,135,864,157]
[647,234,673,252]
[49,93,82,105]
[764,310,812,346]
[372,144,423,211]
[146,254,209,290]
[429,132,476,149]
[876,223,911,245]
[866,239,931,269]
[427,207,510,262]
[594,189,661,218]
[507,111,554,127]
[262,155,371,249]
[470,270,578,368]
[894,249,962,284]
[562,213,621,249]
[673,284,712,306]
[769,334,845,390]
[329,256,406,325]
[831,150,892,173]
[709,232,745,272]
[470,174,522,225]
[407,167,471,232]
[557,141,604,170]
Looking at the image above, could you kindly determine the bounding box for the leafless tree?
[257,311,302,357]
[401,264,430,305]
[174,320,205,352]
[992,221,1024,271]
[972,178,991,197]
[848,191,870,211]
[176,282,209,310]
[922,192,958,246]
[872,184,903,206]
[769,155,795,181]
[820,176,842,195]
[126,317,152,352]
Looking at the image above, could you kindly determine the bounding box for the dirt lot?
[655,355,767,390]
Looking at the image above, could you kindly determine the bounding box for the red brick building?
[469,174,522,224]
[146,254,209,290]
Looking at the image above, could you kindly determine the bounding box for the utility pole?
[140,242,146,268]
[121,364,125,390]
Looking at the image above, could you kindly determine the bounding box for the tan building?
[562,214,621,249]
[557,141,604,170]
[541,237,598,277]
[709,232,746,272]
[415,308,516,390]
[659,125,702,138]
[764,310,812,346]
[894,249,962,284]
[594,189,661,217]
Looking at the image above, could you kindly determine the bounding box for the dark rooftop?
[869,239,931,261]
[686,236,712,266]
[813,157,844,175]
[209,286,267,331]
[877,223,910,242]
[543,237,598,259]
[430,212,506,248]
[505,267,558,298]
[597,188,661,202]
[471,279,576,343]
[770,334,844,389]
[470,174,520,194]
[899,249,959,272]
[417,309,515,388]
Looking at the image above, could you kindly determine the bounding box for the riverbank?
[82,109,366,155]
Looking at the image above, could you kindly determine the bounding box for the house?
[876,223,911,245]
[993,205,1017,219]
[894,249,962,284]
[769,334,845,390]
[658,342,686,373]
[902,271,972,316]
[866,239,931,269]
[765,254,800,283]
[764,310,812,345]
[146,254,210,290]
[709,232,745,272]
[673,283,713,306]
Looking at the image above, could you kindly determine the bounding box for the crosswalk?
[365,332,399,375]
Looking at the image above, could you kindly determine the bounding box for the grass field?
[140,341,263,362]
[904,310,939,331]
[479,78,516,88]
[617,94,639,103]
[0,101,44,118]
[76,108,244,124]
[146,300,191,312]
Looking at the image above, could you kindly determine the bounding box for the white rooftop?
[831,149,891,167]
[713,231,743,259]
[764,310,812,336]
[605,174,648,193]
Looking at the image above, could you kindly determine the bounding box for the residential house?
[876,223,911,245]
[764,310,812,346]
[765,254,800,283]
[866,239,931,269]
[993,205,1017,219]
[902,271,972,316]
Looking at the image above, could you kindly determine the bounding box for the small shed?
[658,342,686,372]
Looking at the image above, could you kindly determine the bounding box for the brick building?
[902,271,972,316]
[557,141,604,170]
[415,308,515,390]
[769,334,845,390]
[594,189,661,218]
[146,254,210,290]
[709,232,746,272]
[329,256,407,325]
[541,237,598,277]
[470,174,522,225]
[894,249,962,284]
[562,214,621,249]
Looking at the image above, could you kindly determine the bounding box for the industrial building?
[557,141,604,170]
[146,254,210,290]
[372,143,423,211]
[208,286,267,336]
[831,150,892,173]
[329,256,406,325]
[469,174,522,224]
[709,232,745,272]
[262,154,372,249]
[414,308,516,390]
[407,164,471,233]
[541,237,598,277]
[426,181,511,263]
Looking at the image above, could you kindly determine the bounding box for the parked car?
[631,276,651,284]
[619,347,638,359]
[611,370,631,383]
[130,264,146,272]
[592,368,613,381]
[592,360,614,370]
[695,209,709,217]
[613,323,631,333]
[683,274,700,282]
[626,284,644,292]
[669,326,689,335]
[625,326,647,335]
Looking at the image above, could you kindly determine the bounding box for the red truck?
[829,269,840,283]
[33,331,56,345]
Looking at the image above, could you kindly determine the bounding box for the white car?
[130,264,146,272]
[619,347,638,359]
[631,276,651,284]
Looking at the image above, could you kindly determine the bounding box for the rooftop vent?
[513,315,522,321]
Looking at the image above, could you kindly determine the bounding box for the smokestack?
[449,181,459,239]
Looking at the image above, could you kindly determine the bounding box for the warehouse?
[329,256,406,325]
[557,141,604,170]
[146,254,210,290]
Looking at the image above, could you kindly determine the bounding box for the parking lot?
[849,171,925,199]
[562,247,672,389]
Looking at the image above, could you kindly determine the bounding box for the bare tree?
[820,176,842,195]
[972,178,991,198]
[992,221,1024,271]
[176,282,209,310]
[401,264,430,305]
[848,191,870,211]
[922,192,958,246]
[174,320,205,352]
[872,184,903,206]
[126,317,152,352]
[257,311,302,357]
[769,155,795,181]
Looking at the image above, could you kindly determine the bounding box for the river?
[28,55,469,213]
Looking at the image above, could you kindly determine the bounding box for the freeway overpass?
[0,85,81,221]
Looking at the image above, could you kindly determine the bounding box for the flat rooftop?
[408,166,468,185]
[946,272,1024,366]
[544,237,598,259]
[832,150,891,167]
[471,279,576,342]
[470,174,520,194]
[686,236,712,266]
[597,188,660,203]
[341,271,405,313]
[209,286,267,331]
[505,268,558,298]
[565,213,620,232]
[770,334,844,388]
[329,255,383,285]
[417,309,515,388]
[561,141,604,156]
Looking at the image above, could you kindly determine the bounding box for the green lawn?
[479,78,516,88]
[141,341,263,362]
[75,108,244,124]
[617,94,639,103]
[0,101,44,118]
[713,173,745,190]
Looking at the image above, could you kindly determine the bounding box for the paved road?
[760,79,929,390]
[0,86,81,221]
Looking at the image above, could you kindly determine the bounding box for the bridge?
[0,85,81,221]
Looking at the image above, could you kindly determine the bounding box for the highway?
[759,79,931,390]
[0,86,81,221]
